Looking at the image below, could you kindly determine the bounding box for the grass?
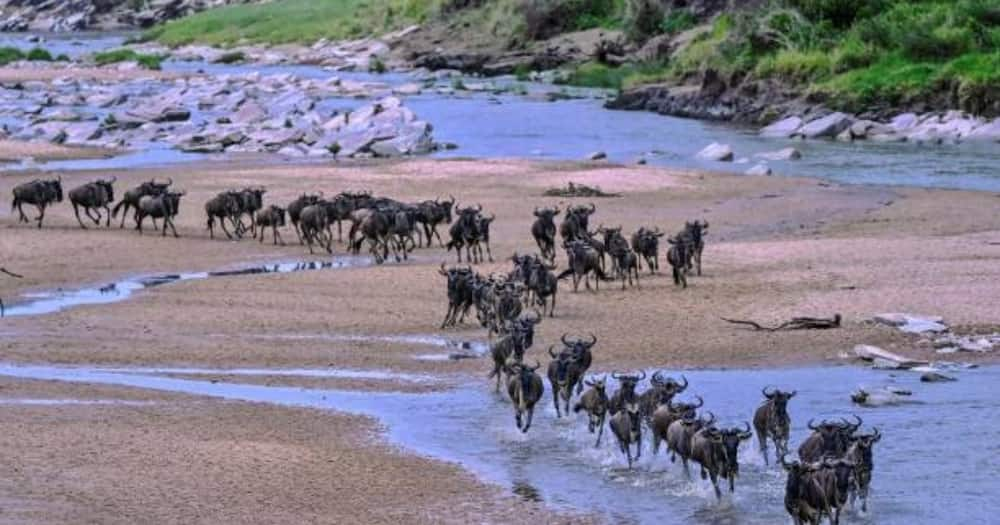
[214,50,246,64]
[0,46,65,65]
[556,60,671,91]
[93,49,166,70]
[143,0,440,47]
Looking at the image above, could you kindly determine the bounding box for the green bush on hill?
[93,49,166,70]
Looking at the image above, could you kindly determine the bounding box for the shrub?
[660,9,695,36]
[93,49,164,70]
[0,47,25,65]
[368,55,387,73]
[755,49,832,82]
[215,51,246,64]
[26,47,53,61]
[786,0,890,29]
[622,0,663,42]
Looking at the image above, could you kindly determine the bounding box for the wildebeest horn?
[165,177,173,185]
[739,422,753,439]
[611,370,622,380]
[588,202,595,212]
[762,386,776,398]
[807,418,819,431]
[788,390,797,398]
[677,375,688,391]
[872,427,881,442]
[548,345,558,358]
[585,333,597,346]
[702,411,716,426]
[438,262,448,276]
[561,333,572,346]
[692,395,703,408]
[636,370,646,381]
[475,203,482,211]
[529,360,541,371]
[651,370,664,386]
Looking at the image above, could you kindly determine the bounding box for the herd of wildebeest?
[10,175,881,524]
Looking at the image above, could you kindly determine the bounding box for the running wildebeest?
[205,190,244,240]
[557,239,608,292]
[11,177,63,228]
[112,178,171,228]
[446,204,484,264]
[799,416,862,463]
[781,454,827,525]
[690,423,753,499]
[681,220,708,275]
[474,213,496,263]
[68,177,115,229]
[638,372,688,424]
[136,191,185,237]
[573,375,609,447]
[439,263,475,329]
[255,205,287,245]
[607,370,646,415]
[631,227,665,274]
[547,346,585,418]
[506,361,544,433]
[754,387,796,465]
[608,235,640,290]
[234,186,266,237]
[287,192,321,244]
[487,311,541,391]
[813,456,856,525]
[610,402,643,469]
[665,411,716,476]
[416,195,454,247]
[559,333,596,395]
[531,206,560,262]
[299,202,333,254]
[559,203,596,243]
[666,235,690,288]
[845,427,881,512]
[650,395,704,456]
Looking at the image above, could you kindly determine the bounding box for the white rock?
[889,113,919,131]
[853,344,928,369]
[696,142,733,162]
[966,118,1000,142]
[798,112,852,139]
[392,82,423,96]
[745,163,771,176]
[760,116,803,138]
[755,147,801,161]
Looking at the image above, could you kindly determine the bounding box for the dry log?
[721,313,842,331]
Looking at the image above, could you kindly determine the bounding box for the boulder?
[798,112,852,139]
[852,344,928,369]
[745,163,771,176]
[965,118,1000,142]
[873,313,948,333]
[889,113,919,131]
[760,116,803,138]
[755,147,801,161]
[836,128,853,142]
[392,83,423,96]
[586,151,607,161]
[696,142,733,162]
[920,372,956,383]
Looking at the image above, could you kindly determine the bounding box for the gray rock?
[890,113,920,131]
[798,112,852,139]
[755,147,801,161]
[392,83,423,96]
[966,118,1000,142]
[760,116,802,138]
[836,128,853,142]
[745,163,771,176]
[586,151,607,161]
[696,142,733,162]
[920,372,956,383]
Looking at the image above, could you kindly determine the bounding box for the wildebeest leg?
[84,206,101,225]
[136,214,145,234]
[35,203,46,228]
[552,387,561,417]
[72,202,88,229]
[220,217,236,240]
[595,414,604,447]
[757,431,769,465]
[711,473,722,500]
[522,407,534,433]
[336,220,343,243]
[274,226,284,245]
[515,410,523,431]
[696,248,702,276]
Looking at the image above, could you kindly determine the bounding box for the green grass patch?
[144,0,440,47]
[754,49,832,82]
[215,50,246,64]
[93,49,166,70]
[0,47,24,65]
[556,60,671,90]
[26,47,53,61]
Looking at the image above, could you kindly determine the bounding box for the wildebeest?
[607,370,646,415]
[690,423,753,499]
[631,227,665,274]
[506,361,544,433]
[650,395,704,456]
[845,428,880,512]
[487,311,541,391]
[799,416,862,463]
[813,456,856,525]
[573,375,609,447]
[559,333,595,395]
[299,202,333,254]
[11,177,63,228]
[415,195,454,247]
[665,411,716,475]
[638,372,688,424]
[205,190,244,240]
[515,254,558,317]
[547,346,585,418]
[446,204,484,263]
[753,387,796,465]
[474,213,496,263]
[666,235,689,288]
[531,207,560,261]
[234,186,266,237]
[781,455,827,525]
[112,178,171,228]
[255,205,287,245]
[287,192,321,243]
[681,220,709,275]
[557,239,608,292]
[559,203,595,243]
[68,177,115,229]
[439,263,475,328]
[609,402,643,469]
[136,191,185,237]
[608,236,640,290]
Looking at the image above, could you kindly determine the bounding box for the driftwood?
[0,267,22,318]
[543,182,620,198]
[721,313,842,331]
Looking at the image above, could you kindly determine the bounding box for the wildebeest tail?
[111,200,125,219]
[595,266,610,281]
[573,402,584,413]
[556,268,574,281]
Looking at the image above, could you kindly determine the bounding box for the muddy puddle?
[1,257,375,318]
[0,362,993,524]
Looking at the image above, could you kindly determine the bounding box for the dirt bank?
[0,139,115,162]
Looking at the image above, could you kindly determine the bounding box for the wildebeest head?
[437,195,455,223]
[510,310,541,353]
[667,395,703,419]
[849,427,881,467]
[684,220,709,243]
[96,176,116,202]
[47,177,64,202]
[611,369,646,399]
[651,371,688,398]
[584,375,607,395]
[241,186,266,210]
[763,386,796,414]
[561,333,597,361]
[820,456,856,502]
[548,346,578,388]
[140,177,172,196]
[511,360,541,392]
[807,416,860,456]
[707,423,752,475]
[533,206,560,221]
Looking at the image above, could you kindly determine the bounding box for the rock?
[755,147,801,161]
[635,157,647,165]
[957,338,993,353]
[836,128,853,142]
[760,116,802,138]
[872,313,948,333]
[745,163,771,176]
[889,113,919,131]
[798,112,852,139]
[696,142,733,162]
[965,118,1000,142]
[853,344,928,369]
[392,83,423,96]
[586,151,607,161]
[921,372,956,383]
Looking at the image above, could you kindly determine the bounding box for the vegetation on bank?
[0,46,70,65]
[558,0,999,114]
[93,49,166,69]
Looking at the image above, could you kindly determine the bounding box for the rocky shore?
[0,62,441,159]
[0,0,249,32]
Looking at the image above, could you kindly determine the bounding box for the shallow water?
[0,362,992,524]
[1,257,373,318]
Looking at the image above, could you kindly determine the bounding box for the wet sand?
[0,139,116,162]
[1,157,999,521]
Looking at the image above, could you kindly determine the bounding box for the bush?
[755,49,832,81]
[523,0,623,40]
[93,49,165,70]
[786,0,890,29]
[660,9,695,36]
[622,0,663,42]
[55,53,71,61]
[0,47,25,65]
[368,55,387,73]
[26,47,53,61]
[215,51,246,64]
